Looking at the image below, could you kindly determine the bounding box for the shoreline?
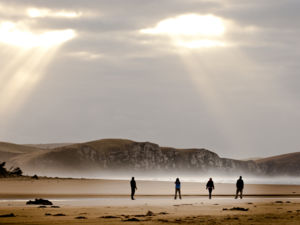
[1,194,300,199]
[1,177,299,196]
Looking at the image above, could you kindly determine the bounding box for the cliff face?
[11,139,261,175]
[2,139,299,177]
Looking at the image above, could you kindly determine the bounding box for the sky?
[0,0,299,159]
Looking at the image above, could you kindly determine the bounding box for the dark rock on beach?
[75,216,87,219]
[26,198,53,205]
[53,213,66,216]
[123,218,140,222]
[0,213,15,217]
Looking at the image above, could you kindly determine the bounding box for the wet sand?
[0,178,299,224]
[0,177,299,197]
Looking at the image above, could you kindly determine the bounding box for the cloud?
[141,14,225,36]
[0,0,300,159]
[0,21,76,48]
[27,7,82,18]
[140,14,227,49]
[67,51,102,60]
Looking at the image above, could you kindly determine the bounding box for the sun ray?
[0,48,52,115]
[0,21,76,119]
[179,52,244,154]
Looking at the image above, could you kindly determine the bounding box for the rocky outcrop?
[3,139,299,177]
[10,139,262,175]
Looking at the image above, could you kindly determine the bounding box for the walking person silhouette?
[235,176,244,199]
[130,177,137,200]
[174,178,182,199]
[206,178,214,199]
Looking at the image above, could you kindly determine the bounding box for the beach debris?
[31,174,39,179]
[75,216,87,219]
[133,210,157,217]
[51,206,60,208]
[101,215,120,218]
[53,213,66,216]
[146,210,154,216]
[123,218,140,222]
[121,215,130,218]
[0,213,15,217]
[45,213,51,216]
[231,207,249,211]
[158,219,169,222]
[275,201,283,204]
[26,198,53,205]
[38,206,47,208]
[286,201,291,203]
[158,212,168,215]
[223,207,249,211]
[247,202,253,204]
[133,214,146,217]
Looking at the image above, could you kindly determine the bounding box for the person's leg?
[179,188,181,199]
[235,189,238,199]
[240,189,243,199]
[175,188,177,199]
[131,188,135,200]
[209,188,212,199]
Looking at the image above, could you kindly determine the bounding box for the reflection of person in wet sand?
[130,177,137,200]
[206,178,215,199]
[235,176,244,199]
[174,178,182,199]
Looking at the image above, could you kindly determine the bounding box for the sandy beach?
[0,178,299,224]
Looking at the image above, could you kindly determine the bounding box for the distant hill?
[25,143,75,149]
[240,157,263,161]
[1,139,299,177]
[0,142,42,161]
[255,152,300,176]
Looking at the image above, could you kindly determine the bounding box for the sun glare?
[0,22,76,49]
[177,40,226,48]
[141,14,225,36]
[141,14,226,49]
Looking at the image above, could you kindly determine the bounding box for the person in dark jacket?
[174,178,182,199]
[206,178,214,199]
[235,176,244,199]
[130,177,137,200]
